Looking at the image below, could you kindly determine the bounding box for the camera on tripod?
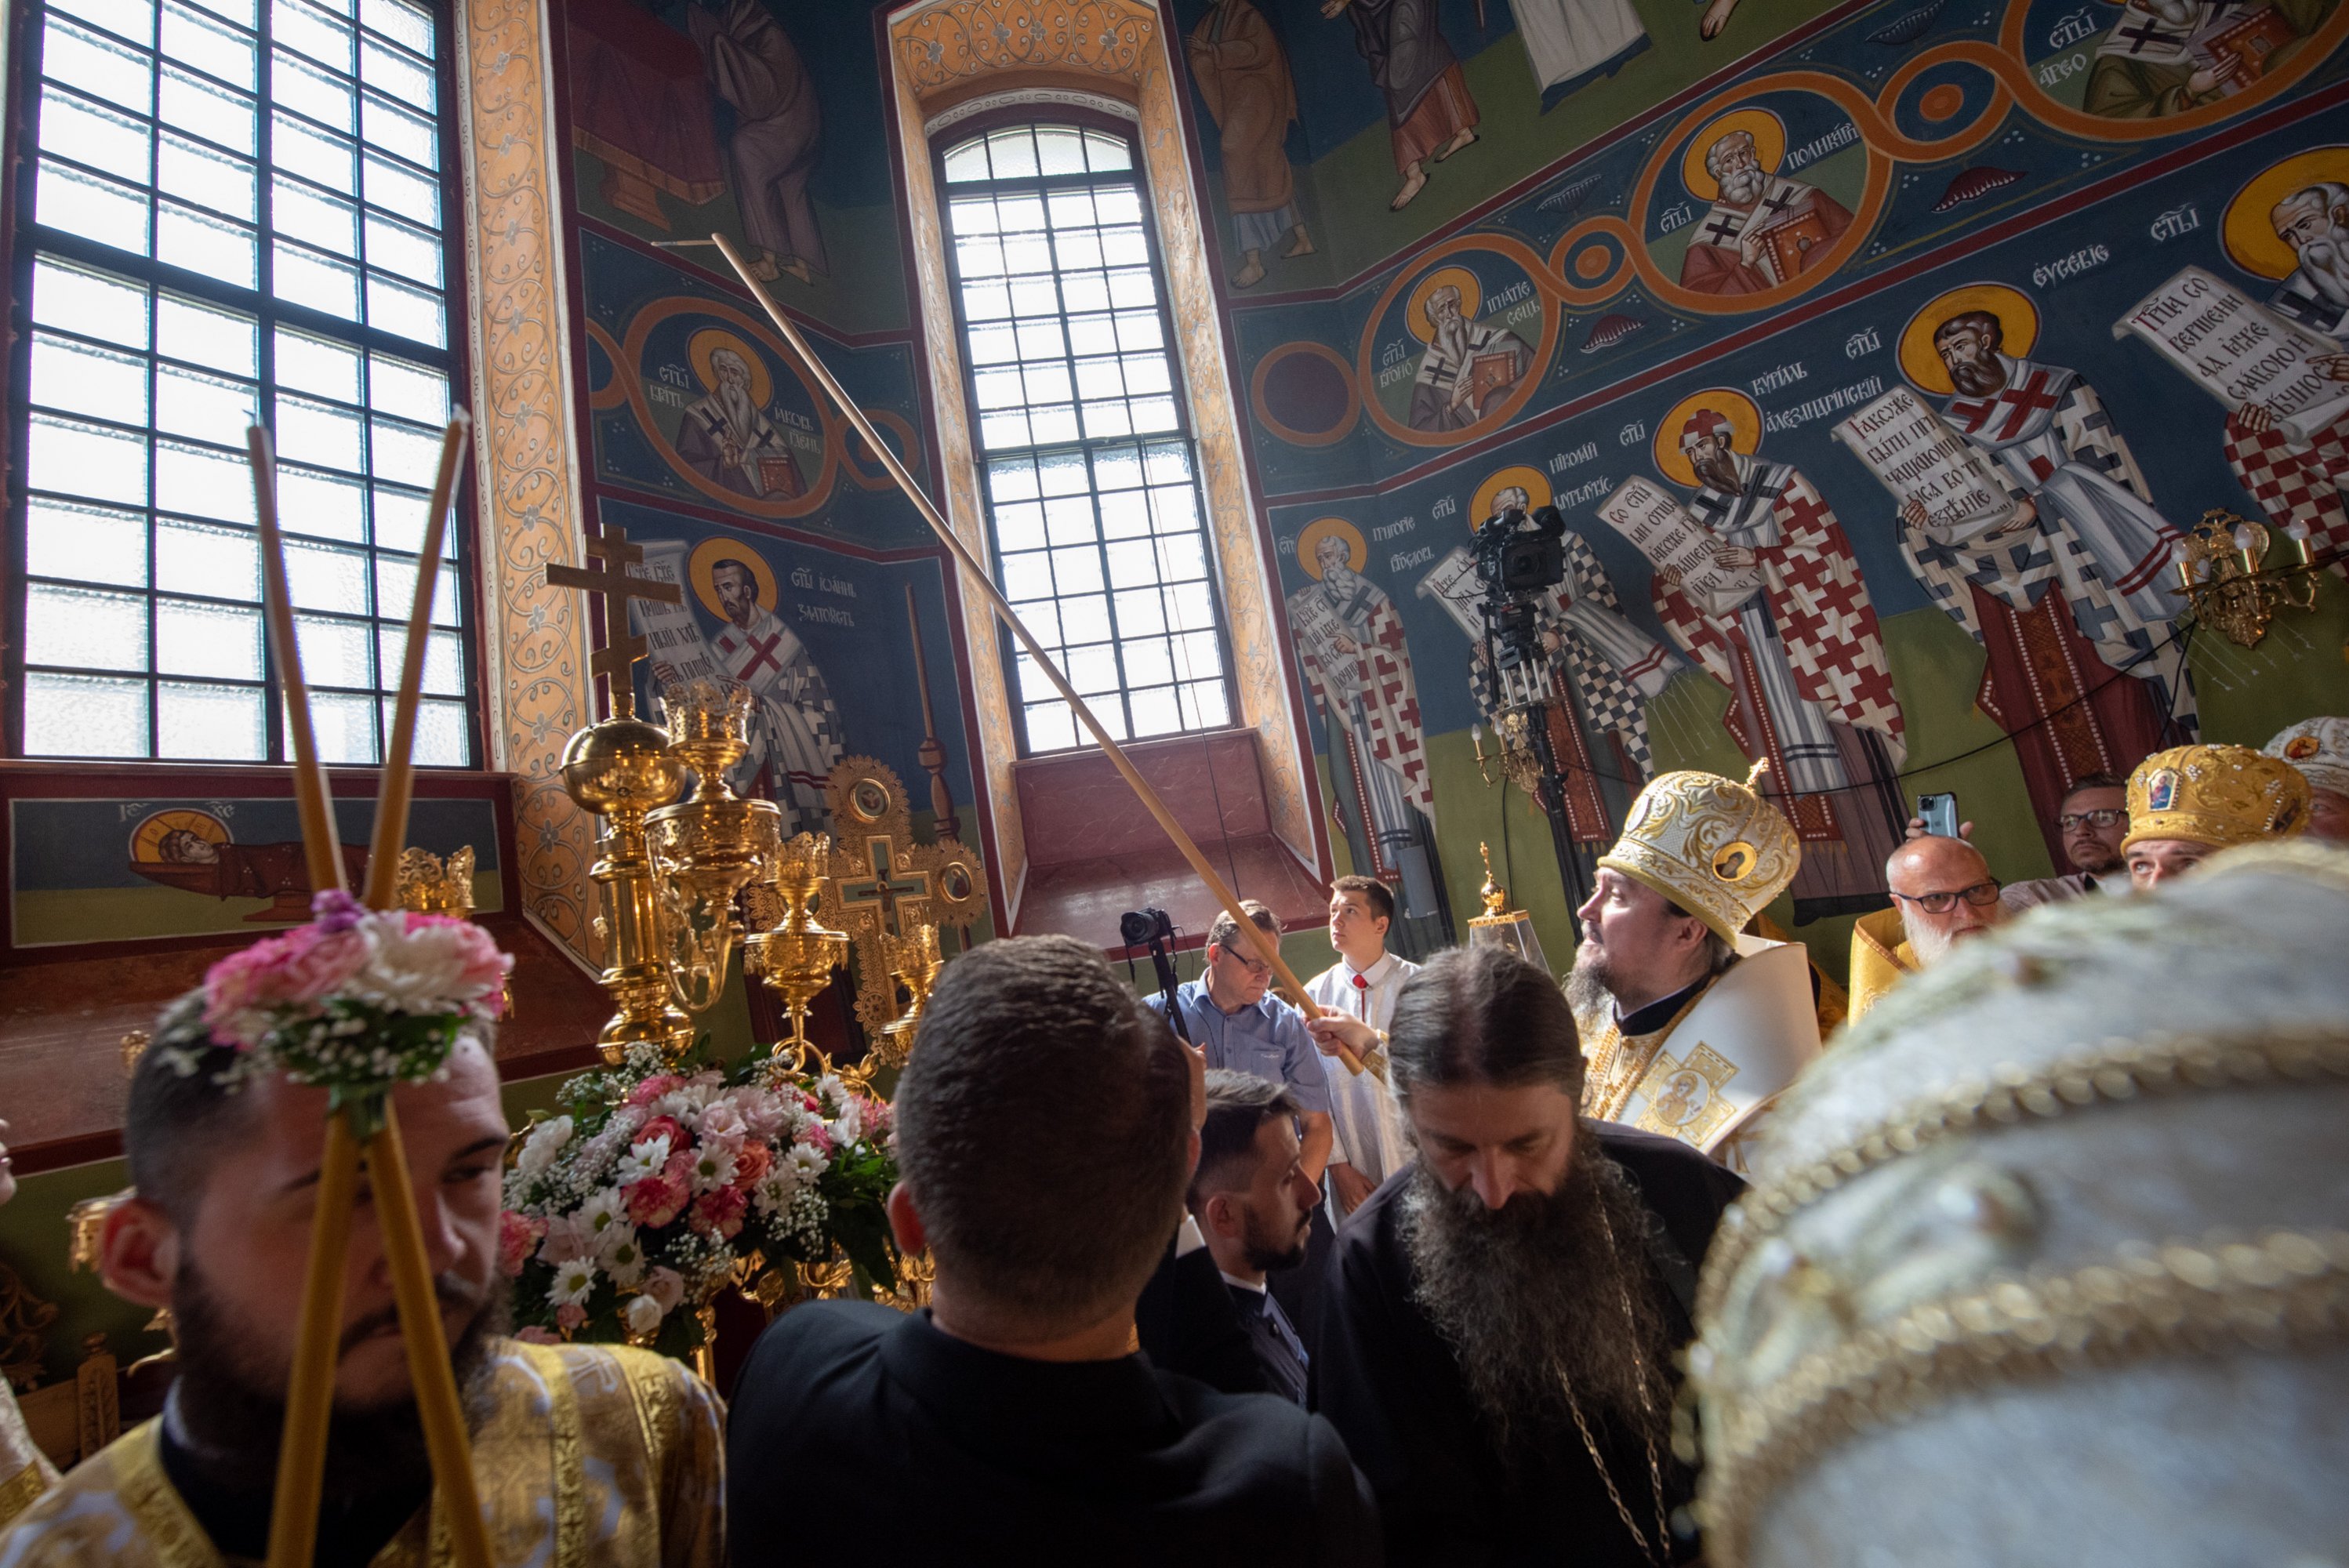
[1119,907,1174,949]
[1472,503,1569,681]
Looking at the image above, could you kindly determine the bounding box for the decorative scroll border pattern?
[456,0,597,962]
[887,0,1320,890]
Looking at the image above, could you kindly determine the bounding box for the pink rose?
[799,1122,835,1157]
[698,1100,747,1143]
[625,1173,689,1229]
[497,1210,545,1278]
[735,1089,787,1141]
[514,1325,561,1345]
[732,1142,772,1188]
[625,1074,684,1109]
[555,1302,586,1332]
[690,1186,748,1240]
[634,1116,684,1154]
[643,1266,685,1313]
[663,1149,695,1185]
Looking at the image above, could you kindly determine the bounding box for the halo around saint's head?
[1682,108,1787,203]
[688,326,773,405]
[1471,465,1552,528]
[689,536,779,619]
[2224,147,2349,281]
[1295,516,1367,579]
[1654,387,1763,487]
[1898,283,2040,397]
[1407,266,1485,342]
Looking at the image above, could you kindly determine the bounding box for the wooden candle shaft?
[366,1105,494,1568]
[702,234,1356,1067]
[364,416,474,910]
[262,1113,361,1568]
[248,427,346,896]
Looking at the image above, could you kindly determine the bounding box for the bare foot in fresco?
[1390,163,1429,210]
[1700,0,1741,38]
[1234,249,1269,288]
[1283,224,1316,258]
[1434,126,1478,162]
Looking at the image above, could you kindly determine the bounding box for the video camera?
[1118,906,1190,1043]
[1471,503,1569,699]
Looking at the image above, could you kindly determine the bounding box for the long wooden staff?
[249,422,492,1568]
[680,234,1363,1076]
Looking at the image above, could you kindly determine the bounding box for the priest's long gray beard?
[1400,1130,1674,1458]
[1716,162,1766,209]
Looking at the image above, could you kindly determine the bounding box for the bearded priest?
[1565,768,1822,1171]
[1316,946,1743,1565]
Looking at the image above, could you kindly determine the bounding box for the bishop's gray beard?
[1567,941,1620,1021]
[1399,1130,1674,1458]
[1716,163,1766,208]
[718,384,760,449]
[1945,351,2006,397]
[2296,231,2349,307]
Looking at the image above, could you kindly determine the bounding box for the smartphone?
[1917,792,1960,839]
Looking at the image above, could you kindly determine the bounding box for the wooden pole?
[248,427,347,896]
[688,234,1361,1072]
[366,1105,495,1568]
[261,1116,360,1568]
[363,415,474,910]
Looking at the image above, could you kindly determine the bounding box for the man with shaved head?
[1849,835,2008,1018]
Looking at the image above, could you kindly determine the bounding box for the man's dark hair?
[1331,874,1395,926]
[900,935,1192,1330]
[2062,771,2126,800]
[1933,309,2003,350]
[1389,946,1584,1104]
[124,1007,257,1225]
[1186,1069,1298,1211]
[1206,899,1278,955]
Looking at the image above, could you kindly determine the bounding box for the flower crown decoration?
[154,889,512,1107]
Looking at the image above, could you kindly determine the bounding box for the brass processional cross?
[544,524,684,717]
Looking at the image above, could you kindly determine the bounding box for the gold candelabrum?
[873,924,943,1071]
[2171,507,2322,648]
[561,681,797,1063]
[1465,840,1549,970]
[647,683,783,1014]
[742,831,851,1057]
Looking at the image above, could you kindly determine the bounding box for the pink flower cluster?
[201,890,510,1048]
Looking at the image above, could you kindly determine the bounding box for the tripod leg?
[265,1111,362,1568]
[366,1104,495,1568]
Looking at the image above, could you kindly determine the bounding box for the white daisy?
[579,1186,626,1240]
[547,1258,598,1309]
[786,1143,829,1179]
[514,1116,573,1180]
[688,1142,739,1192]
[615,1134,672,1185]
[599,1225,648,1287]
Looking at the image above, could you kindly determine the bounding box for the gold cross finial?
[544,525,684,718]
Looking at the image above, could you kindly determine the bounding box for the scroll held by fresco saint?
[1596,476,1764,608]
[631,539,724,688]
[2113,264,2349,444]
[1831,386,2020,540]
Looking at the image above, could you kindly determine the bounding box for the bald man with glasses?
[1850,836,2010,1019]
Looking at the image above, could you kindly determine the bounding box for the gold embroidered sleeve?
[640,1356,725,1568]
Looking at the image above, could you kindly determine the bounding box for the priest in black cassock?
[1315,945,1744,1565]
[728,935,1381,1565]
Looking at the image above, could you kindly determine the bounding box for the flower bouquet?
[500,1040,899,1359]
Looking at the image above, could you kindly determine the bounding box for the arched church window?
[938,119,1235,755]
[7,0,474,765]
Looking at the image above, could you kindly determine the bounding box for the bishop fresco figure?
[1893,294,2191,852]
[2082,0,2328,117]
[677,345,805,499]
[1677,128,1852,296]
[2223,178,2349,573]
[1654,399,1909,909]
[707,555,844,830]
[1288,527,1440,917]
[1409,285,1533,431]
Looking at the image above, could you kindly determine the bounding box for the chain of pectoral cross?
[544,524,686,717]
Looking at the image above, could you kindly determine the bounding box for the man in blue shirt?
[1151,902,1334,1185]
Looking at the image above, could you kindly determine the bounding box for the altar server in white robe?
[1302,876,1417,1219]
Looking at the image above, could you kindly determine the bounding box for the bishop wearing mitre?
[1565,766,1823,1171]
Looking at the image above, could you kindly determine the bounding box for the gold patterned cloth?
[1574,935,1821,1171]
[0,1378,58,1533]
[0,1341,722,1568]
[1842,906,1913,1024]
[1596,769,1803,944]
[2121,742,2309,852]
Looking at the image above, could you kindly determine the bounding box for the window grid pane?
[15,0,467,766]
[943,122,1232,755]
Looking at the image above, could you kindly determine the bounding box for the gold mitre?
[2121,743,2309,852]
[1597,763,1800,943]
